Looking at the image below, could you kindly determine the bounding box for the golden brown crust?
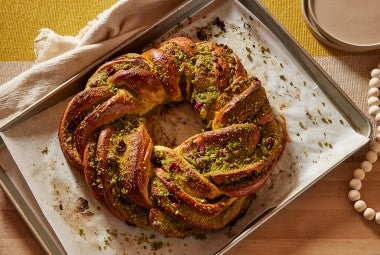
[58,37,287,237]
[141,48,182,101]
[59,87,115,171]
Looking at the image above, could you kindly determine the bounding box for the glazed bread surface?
[58,37,287,237]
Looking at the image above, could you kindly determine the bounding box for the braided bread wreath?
[58,37,287,237]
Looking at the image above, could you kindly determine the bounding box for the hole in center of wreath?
[145,102,204,148]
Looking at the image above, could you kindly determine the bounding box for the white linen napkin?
[0,0,184,128]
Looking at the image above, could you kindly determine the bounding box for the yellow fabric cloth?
[0,0,117,61]
[1,0,380,61]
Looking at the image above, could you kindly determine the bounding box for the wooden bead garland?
[363,208,376,220]
[348,66,380,223]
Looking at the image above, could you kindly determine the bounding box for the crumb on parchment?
[40,146,48,154]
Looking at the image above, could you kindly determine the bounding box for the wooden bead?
[368,87,380,97]
[369,77,380,88]
[369,140,380,153]
[368,96,380,106]
[353,168,365,180]
[371,68,380,78]
[375,132,380,143]
[349,178,362,190]
[375,212,380,224]
[348,190,361,202]
[368,105,380,116]
[360,160,373,172]
[354,200,367,212]
[365,150,378,163]
[363,208,376,220]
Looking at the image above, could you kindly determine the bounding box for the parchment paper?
[0,1,369,254]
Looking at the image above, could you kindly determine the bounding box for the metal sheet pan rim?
[0,0,372,254]
[0,145,66,255]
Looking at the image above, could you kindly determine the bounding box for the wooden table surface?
[1,161,380,254]
[1,0,380,254]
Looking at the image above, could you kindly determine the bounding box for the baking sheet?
[0,0,371,254]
